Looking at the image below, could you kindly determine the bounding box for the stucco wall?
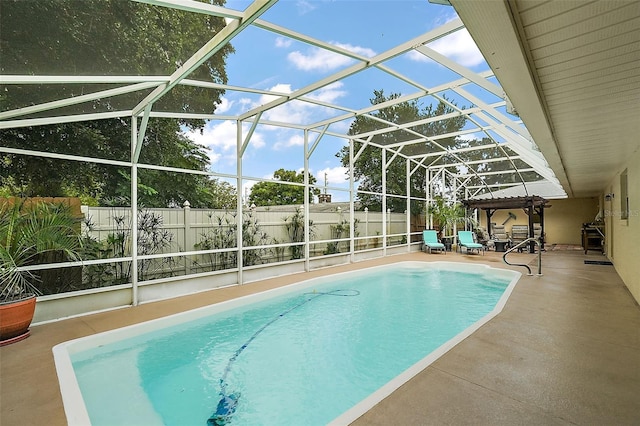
[605,146,640,304]
[544,198,600,245]
[477,198,598,246]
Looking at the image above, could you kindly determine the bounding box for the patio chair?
[491,224,511,252]
[510,225,529,252]
[457,230,484,255]
[422,230,446,254]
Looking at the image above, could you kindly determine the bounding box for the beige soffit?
[452,0,640,198]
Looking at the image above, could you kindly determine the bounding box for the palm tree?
[427,196,476,246]
[1,200,81,302]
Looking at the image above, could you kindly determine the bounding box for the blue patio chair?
[423,230,446,254]
[457,230,484,255]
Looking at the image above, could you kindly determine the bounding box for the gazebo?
[462,195,549,253]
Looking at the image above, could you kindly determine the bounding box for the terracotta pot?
[0,295,36,345]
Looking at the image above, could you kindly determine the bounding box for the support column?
[349,138,355,262]
[427,169,432,229]
[382,148,387,255]
[406,158,411,250]
[183,201,192,275]
[130,116,139,306]
[538,205,546,250]
[486,209,493,236]
[236,120,244,284]
[528,198,535,253]
[304,130,310,270]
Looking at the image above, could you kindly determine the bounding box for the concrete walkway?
[1,250,639,425]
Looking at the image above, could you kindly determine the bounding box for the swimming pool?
[53,261,520,425]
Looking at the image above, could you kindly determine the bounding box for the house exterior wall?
[544,198,599,246]
[605,147,640,304]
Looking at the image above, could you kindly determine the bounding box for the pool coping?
[52,261,521,425]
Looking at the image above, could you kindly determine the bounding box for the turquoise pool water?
[56,262,519,425]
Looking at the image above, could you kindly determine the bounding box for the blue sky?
[183,1,490,201]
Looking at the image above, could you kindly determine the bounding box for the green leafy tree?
[249,169,321,206]
[0,0,232,113]
[207,179,238,210]
[0,0,233,206]
[337,90,467,211]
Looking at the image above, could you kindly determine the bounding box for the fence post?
[364,207,369,248]
[183,200,191,276]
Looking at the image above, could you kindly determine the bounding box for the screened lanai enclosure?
[0,0,566,320]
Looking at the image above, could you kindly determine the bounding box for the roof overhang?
[451,0,640,198]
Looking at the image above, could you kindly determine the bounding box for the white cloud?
[183,120,266,168]
[427,29,484,68]
[242,180,256,203]
[273,133,304,150]
[333,42,376,59]
[185,120,235,152]
[215,97,234,114]
[314,166,349,187]
[238,98,254,108]
[288,42,376,72]
[306,81,347,104]
[406,49,433,63]
[275,37,292,48]
[296,0,316,15]
[260,83,293,103]
[257,83,347,126]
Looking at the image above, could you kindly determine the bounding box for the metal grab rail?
[503,237,543,276]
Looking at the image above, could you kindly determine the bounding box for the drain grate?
[584,260,613,266]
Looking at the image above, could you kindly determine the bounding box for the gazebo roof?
[462,195,548,211]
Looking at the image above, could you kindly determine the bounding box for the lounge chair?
[422,230,446,254]
[457,230,484,255]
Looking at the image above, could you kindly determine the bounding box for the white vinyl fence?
[82,204,413,258]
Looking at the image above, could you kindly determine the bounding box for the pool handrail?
[503,237,543,276]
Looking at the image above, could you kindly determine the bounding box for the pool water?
[59,262,519,425]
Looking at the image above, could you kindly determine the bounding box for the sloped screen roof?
[0,0,566,200]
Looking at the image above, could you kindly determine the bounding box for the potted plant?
[427,196,475,251]
[0,199,81,345]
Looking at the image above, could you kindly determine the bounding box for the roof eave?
[450,0,573,197]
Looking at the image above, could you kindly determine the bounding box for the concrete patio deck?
[1,250,639,425]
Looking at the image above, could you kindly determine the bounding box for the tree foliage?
[426,196,474,238]
[0,0,233,113]
[337,90,467,212]
[249,169,321,206]
[0,0,234,207]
